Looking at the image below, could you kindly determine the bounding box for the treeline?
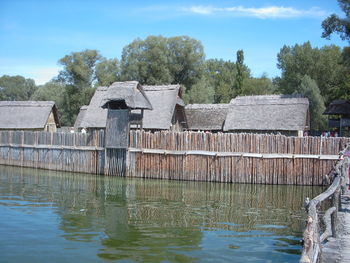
[1,1,349,129]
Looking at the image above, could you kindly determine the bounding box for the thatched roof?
[100,81,152,110]
[185,104,229,131]
[78,81,152,129]
[324,99,350,115]
[0,101,60,129]
[74,105,88,129]
[79,87,108,128]
[142,85,185,130]
[224,95,309,132]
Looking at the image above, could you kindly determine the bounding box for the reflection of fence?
[0,130,105,174]
[128,131,350,185]
[300,145,349,263]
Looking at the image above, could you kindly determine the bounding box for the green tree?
[120,36,172,85]
[276,42,346,104]
[322,0,350,103]
[58,49,103,88]
[167,36,205,88]
[120,35,205,89]
[31,81,66,120]
[57,49,104,125]
[0,75,37,101]
[183,76,214,104]
[203,59,237,103]
[296,75,327,130]
[322,0,350,42]
[241,74,276,96]
[95,58,121,86]
[235,50,245,96]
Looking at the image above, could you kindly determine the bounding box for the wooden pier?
[300,146,350,263]
[321,194,350,263]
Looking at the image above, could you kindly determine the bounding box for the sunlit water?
[0,165,324,263]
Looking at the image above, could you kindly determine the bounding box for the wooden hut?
[0,101,60,132]
[142,85,187,131]
[99,81,152,176]
[223,95,310,136]
[324,99,350,136]
[76,81,152,131]
[185,104,229,132]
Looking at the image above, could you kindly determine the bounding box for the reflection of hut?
[142,85,187,131]
[185,104,229,132]
[224,95,310,136]
[0,101,60,132]
[324,99,350,136]
[76,81,152,131]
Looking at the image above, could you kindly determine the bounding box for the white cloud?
[185,5,326,19]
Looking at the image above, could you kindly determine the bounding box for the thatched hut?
[324,99,350,135]
[74,105,88,130]
[76,81,152,131]
[142,85,187,131]
[0,101,60,132]
[185,104,229,132]
[223,95,310,136]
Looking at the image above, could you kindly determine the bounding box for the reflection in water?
[0,165,325,263]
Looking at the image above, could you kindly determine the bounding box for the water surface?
[0,165,324,262]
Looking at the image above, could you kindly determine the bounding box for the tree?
[0,75,37,101]
[322,0,350,103]
[183,76,214,104]
[120,36,172,85]
[297,75,327,130]
[276,42,346,104]
[235,50,245,96]
[57,49,103,88]
[95,58,121,87]
[241,74,276,96]
[120,35,205,89]
[167,36,205,88]
[31,81,66,122]
[203,59,237,103]
[322,0,350,42]
[57,49,104,126]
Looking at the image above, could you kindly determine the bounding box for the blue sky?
[0,0,347,85]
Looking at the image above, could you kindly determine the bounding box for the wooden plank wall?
[0,130,105,174]
[128,130,350,185]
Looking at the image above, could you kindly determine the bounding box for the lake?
[0,165,324,263]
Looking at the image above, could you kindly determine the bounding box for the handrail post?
[331,187,340,238]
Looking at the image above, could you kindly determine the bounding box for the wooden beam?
[128,147,340,160]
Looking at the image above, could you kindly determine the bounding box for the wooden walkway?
[322,193,350,263]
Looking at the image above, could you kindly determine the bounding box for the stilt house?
[0,101,60,132]
[223,95,310,136]
[142,85,187,131]
[324,99,350,136]
[76,81,152,131]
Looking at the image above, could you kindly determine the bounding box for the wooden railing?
[300,145,349,263]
